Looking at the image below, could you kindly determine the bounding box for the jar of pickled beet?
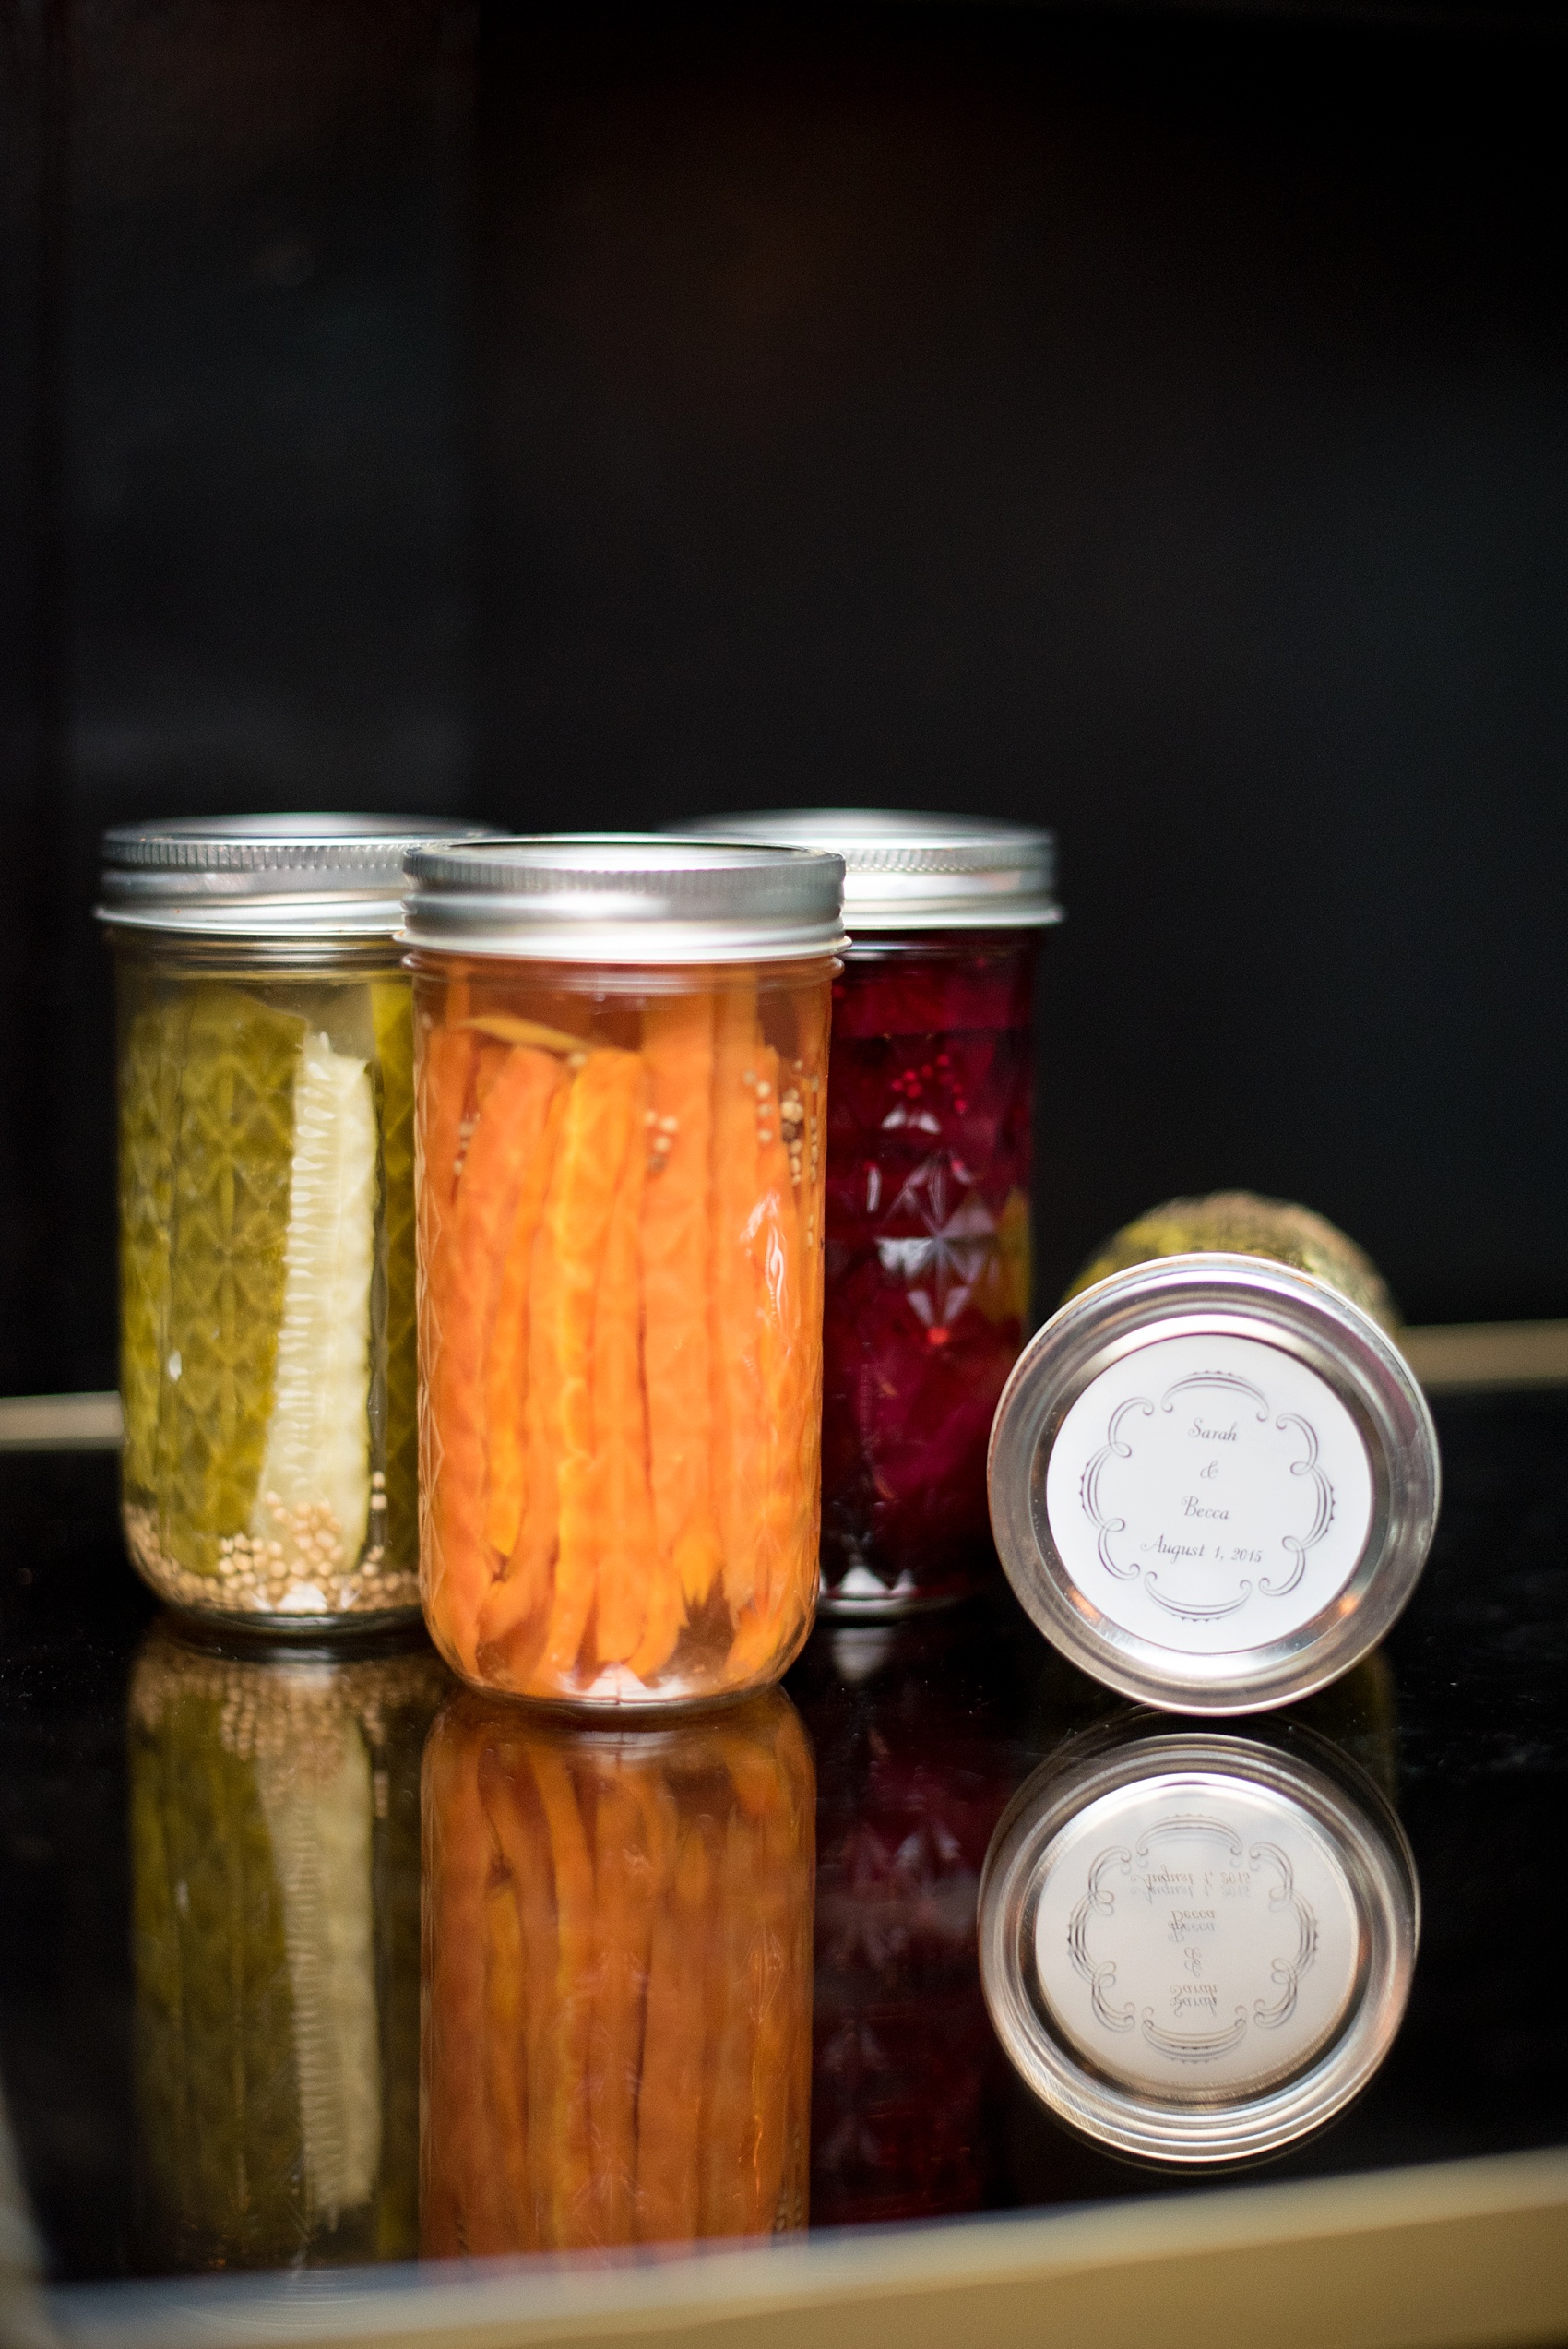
[684,812,1061,1614]
[99,814,478,1628]
[402,836,845,1708]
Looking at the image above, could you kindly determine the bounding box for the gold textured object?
[1066,1190,1400,1336]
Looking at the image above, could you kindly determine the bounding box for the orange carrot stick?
[737,1711,814,2236]
[428,1045,561,1674]
[483,1070,567,1559]
[592,1059,656,1668]
[420,1714,495,2257]
[481,1864,532,2248]
[528,1743,597,2246]
[708,981,765,1617]
[626,1558,684,1687]
[641,993,720,1608]
[584,1764,653,2241]
[481,1174,565,1682]
[540,1050,642,1678]
[478,1735,560,2249]
[749,1041,802,1628]
[418,1026,477,1234]
[633,1812,715,2243]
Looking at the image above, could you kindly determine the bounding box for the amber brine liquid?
[412,955,833,1705]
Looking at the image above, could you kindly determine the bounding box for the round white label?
[1031,1773,1361,2099]
[1041,1332,1374,1655]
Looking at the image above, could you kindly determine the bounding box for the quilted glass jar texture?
[821,935,1039,1610]
[110,937,422,1627]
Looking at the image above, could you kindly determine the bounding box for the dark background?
[4,0,1567,1397]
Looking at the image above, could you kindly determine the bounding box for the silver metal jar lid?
[98,813,481,939]
[979,1720,1419,2164]
[670,809,1061,932]
[988,1254,1440,1715]
[401,833,848,964]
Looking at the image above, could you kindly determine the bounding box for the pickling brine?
[413,954,832,1705]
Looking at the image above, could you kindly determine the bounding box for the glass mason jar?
[129,1618,449,2271]
[683,813,1061,1615]
[99,816,477,1629]
[989,1190,1439,1716]
[403,836,845,1708]
[421,1687,814,2252]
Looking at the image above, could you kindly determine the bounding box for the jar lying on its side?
[405,835,844,1707]
[100,814,477,1628]
[685,811,1061,1615]
[988,1190,1441,1716]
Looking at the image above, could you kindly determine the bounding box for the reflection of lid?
[979,1722,1419,2164]
[671,809,1062,932]
[988,1254,1440,1714]
[402,834,847,963]
[99,814,482,939]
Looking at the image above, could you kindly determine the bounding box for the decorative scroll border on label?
[1077,1368,1336,1623]
[1063,1815,1320,2064]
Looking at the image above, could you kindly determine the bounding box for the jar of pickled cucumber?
[129,1619,449,2270]
[422,1687,814,2251]
[684,812,1061,1616]
[402,836,845,1707]
[100,814,478,1628]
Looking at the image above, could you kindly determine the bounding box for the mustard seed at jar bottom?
[100,814,478,1631]
[404,835,845,1709]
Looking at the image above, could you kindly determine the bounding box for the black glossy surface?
[0,1387,1564,2283]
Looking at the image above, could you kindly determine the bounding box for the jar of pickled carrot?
[99,814,478,1628]
[683,812,1060,1615]
[403,836,845,1708]
[421,1687,814,2251]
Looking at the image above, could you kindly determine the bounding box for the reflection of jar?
[100,817,477,1628]
[980,1717,1419,2164]
[990,1194,1440,1713]
[421,1688,814,2251]
[129,1621,449,2269]
[790,1612,1030,2225]
[682,813,1061,1617]
[403,838,844,1707]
